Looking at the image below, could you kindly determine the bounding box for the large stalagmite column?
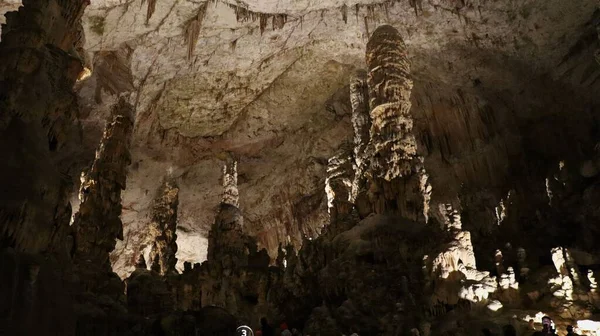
[365,25,429,221]
[207,160,247,264]
[148,180,180,275]
[73,97,134,269]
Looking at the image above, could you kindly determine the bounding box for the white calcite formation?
[499,267,519,290]
[366,25,416,182]
[431,203,498,303]
[364,25,430,221]
[577,320,600,335]
[325,146,354,215]
[487,300,503,311]
[589,270,598,291]
[349,71,371,203]
[549,247,580,301]
[222,160,239,208]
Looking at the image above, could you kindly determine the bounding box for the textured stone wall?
[0,0,88,254]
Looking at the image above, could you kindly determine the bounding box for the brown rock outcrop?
[0,0,88,254]
[72,97,134,292]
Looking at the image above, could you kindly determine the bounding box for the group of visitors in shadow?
[482,316,580,336]
[252,318,301,336]
[238,315,583,335]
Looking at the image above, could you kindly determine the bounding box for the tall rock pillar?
[72,97,134,274]
[365,25,430,221]
[148,180,180,275]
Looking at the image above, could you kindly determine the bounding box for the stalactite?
[184,3,208,60]
[272,14,287,30]
[341,4,348,24]
[72,96,134,269]
[147,180,179,275]
[146,0,157,24]
[225,3,287,35]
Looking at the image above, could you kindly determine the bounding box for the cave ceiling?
[2,0,598,277]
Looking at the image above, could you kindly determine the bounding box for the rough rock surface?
[5,0,600,335]
[146,180,180,275]
[50,0,599,277]
[73,96,134,272]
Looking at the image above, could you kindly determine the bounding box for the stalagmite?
[207,160,246,264]
[147,180,180,275]
[72,97,134,269]
[366,25,417,181]
[222,160,239,207]
[589,270,598,291]
[549,247,581,302]
[325,143,355,221]
[184,3,208,60]
[350,70,371,203]
[364,25,428,221]
[432,202,497,303]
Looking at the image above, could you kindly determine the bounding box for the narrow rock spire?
[72,96,134,268]
[148,180,180,275]
[349,70,371,203]
[222,160,239,207]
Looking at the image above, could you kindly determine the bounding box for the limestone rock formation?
[73,97,134,270]
[147,180,180,275]
[5,0,600,334]
[0,0,87,254]
[363,25,429,221]
[201,160,277,324]
[325,142,355,223]
[349,70,371,204]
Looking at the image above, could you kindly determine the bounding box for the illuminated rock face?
[73,97,134,270]
[366,25,416,182]
[325,143,354,221]
[349,71,371,204]
[364,25,428,221]
[222,160,240,208]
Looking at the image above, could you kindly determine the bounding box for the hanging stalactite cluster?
[184,2,209,60]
